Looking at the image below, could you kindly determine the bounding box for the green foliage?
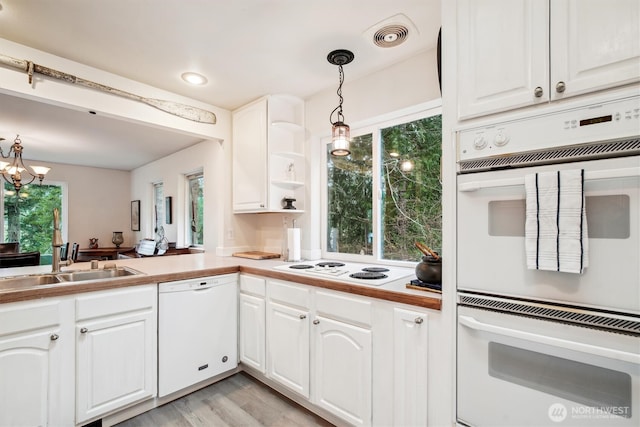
[381,115,442,260]
[327,134,374,255]
[326,115,442,261]
[4,183,62,259]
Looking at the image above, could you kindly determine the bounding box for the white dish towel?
[524,169,588,274]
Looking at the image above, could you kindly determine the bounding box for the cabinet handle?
[414,317,424,324]
[534,86,544,98]
[313,319,320,325]
[50,334,59,341]
[80,327,88,334]
[555,81,566,93]
[299,314,307,319]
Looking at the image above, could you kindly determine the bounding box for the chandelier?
[0,135,50,192]
[327,49,355,157]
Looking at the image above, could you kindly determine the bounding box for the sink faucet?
[51,208,72,273]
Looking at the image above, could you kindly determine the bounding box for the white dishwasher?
[158,273,238,397]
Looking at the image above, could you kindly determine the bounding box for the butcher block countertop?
[0,253,441,310]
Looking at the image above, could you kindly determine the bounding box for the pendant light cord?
[329,64,345,124]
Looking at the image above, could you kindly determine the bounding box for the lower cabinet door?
[76,310,156,423]
[392,307,428,426]
[313,316,372,426]
[239,293,266,373]
[266,300,310,398]
[0,329,66,426]
[0,299,74,427]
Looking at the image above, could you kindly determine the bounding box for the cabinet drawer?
[268,279,310,309]
[315,290,372,328]
[75,285,156,321]
[240,274,266,297]
[0,300,62,336]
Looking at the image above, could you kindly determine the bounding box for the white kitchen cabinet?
[457,0,640,119]
[232,94,306,213]
[313,316,372,426]
[312,290,373,426]
[239,274,267,373]
[391,307,428,427]
[266,279,311,398]
[75,285,157,423]
[0,298,74,427]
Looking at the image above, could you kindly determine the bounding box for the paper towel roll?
[287,228,301,261]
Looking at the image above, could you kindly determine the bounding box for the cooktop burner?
[349,271,388,280]
[289,264,314,270]
[316,261,345,268]
[362,267,390,273]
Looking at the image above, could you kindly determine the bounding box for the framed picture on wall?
[131,200,140,231]
[165,196,172,224]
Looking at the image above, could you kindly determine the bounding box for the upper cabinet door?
[457,0,549,119]
[232,98,268,212]
[550,0,640,101]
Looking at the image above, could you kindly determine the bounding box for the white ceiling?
[0,0,440,170]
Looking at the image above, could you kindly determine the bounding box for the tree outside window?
[3,182,63,264]
[187,172,204,246]
[326,110,442,262]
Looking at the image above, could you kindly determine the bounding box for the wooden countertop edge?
[240,266,442,311]
[0,264,442,311]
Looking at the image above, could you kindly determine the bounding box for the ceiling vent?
[364,13,418,48]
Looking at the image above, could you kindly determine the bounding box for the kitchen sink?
[0,267,142,290]
[0,274,62,290]
[57,267,141,282]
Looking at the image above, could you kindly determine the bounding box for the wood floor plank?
[115,373,333,427]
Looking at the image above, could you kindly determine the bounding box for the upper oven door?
[457,155,640,314]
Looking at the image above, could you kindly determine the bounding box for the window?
[324,105,442,263]
[2,182,63,265]
[153,182,164,232]
[186,172,204,246]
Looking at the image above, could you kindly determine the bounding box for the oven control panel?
[458,94,640,162]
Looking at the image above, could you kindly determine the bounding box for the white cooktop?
[273,260,415,286]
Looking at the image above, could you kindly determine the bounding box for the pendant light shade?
[331,121,351,156]
[327,49,354,157]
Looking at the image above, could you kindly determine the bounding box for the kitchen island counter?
[0,253,441,310]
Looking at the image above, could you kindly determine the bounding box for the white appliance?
[457,303,639,427]
[273,260,415,286]
[158,274,238,397]
[456,93,640,426]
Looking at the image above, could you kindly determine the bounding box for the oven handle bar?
[458,166,640,192]
[459,315,640,364]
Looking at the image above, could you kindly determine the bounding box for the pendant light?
[327,49,354,157]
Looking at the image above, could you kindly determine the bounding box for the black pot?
[415,255,442,284]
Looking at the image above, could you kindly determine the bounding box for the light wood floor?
[115,372,334,427]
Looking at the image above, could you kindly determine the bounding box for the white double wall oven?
[455,92,640,426]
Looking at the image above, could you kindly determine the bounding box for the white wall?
[130,138,227,253]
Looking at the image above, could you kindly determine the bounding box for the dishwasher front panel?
[158,274,238,397]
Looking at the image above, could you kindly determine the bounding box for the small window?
[2,182,63,265]
[186,172,204,246]
[153,182,164,231]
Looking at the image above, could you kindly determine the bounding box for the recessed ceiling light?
[181,72,208,85]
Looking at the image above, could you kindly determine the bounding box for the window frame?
[321,100,442,266]
[185,170,204,248]
[0,180,68,261]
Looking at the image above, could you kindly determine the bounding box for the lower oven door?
[457,155,640,314]
[457,305,640,427]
